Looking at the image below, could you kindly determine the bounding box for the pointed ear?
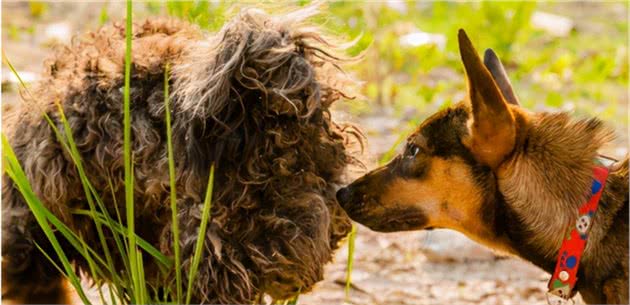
[458,29,516,168]
[484,48,519,105]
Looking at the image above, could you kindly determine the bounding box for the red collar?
[547,161,610,300]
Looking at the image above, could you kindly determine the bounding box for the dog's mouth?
[378,213,428,232]
[337,186,429,233]
[348,209,429,233]
[343,200,371,216]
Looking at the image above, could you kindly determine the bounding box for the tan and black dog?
[336,30,629,304]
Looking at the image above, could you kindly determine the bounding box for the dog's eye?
[406,144,420,158]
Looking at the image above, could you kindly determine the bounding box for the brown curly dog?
[2,6,362,304]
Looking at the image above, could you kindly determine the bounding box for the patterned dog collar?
[547,159,610,301]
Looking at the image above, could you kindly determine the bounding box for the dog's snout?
[336,187,352,206]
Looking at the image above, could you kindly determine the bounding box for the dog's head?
[337,30,523,233]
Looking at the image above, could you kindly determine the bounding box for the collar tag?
[547,164,610,300]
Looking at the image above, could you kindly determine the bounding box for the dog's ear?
[483,48,519,105]
[458,29,516,168]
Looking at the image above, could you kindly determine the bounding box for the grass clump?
[2,1,215,303]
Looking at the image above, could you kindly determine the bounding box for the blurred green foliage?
[99,5,110,26]
[148,0,627,156]
[7,0,628,139]
[28,1,48,19]
[3,2,626,303]
[145,0,228,31]
[318,2,628,124]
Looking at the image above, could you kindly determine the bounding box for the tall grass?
[121,1,145,303]
[2,2,365,304]
[2,135,91,304]
[164,62,183,304]
[344,224,357,301]
[185,165,215,304]
[1,0,217,303]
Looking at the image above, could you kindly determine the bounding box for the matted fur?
[2,7,362,304]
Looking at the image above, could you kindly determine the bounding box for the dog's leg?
[2,201,72,304]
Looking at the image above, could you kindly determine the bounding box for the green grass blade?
[71,208,173,268]
[37,239,112,305]
[37,240,113,305]
[99,4,109,25]
[95,277,109,305]
[34,242,66,277]
[107,176,131,261]
[86,180,134,302]
[378,132,407,165]
[2,50,29,88]
[88,178,130,264]
[2,51,65,152]
[80,238,107,305]
[2,135,91,304]
[2,51,62,135]
[378,122,418,165]
[136,247,147,304]
[164,62,182,304]
[4,50,119,288]
[53,101,120,293]
[122,0,142,302]
[33,240,100,304]
[108,282,118,305]
[6,21,128,305]
[345,223,357,301]
[11,179,117,281]
[185,165,215,304]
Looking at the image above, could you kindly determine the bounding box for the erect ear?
[458,29,516,168]
[483,48,519,105]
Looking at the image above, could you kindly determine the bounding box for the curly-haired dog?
[337,30,628,304]
[2,7,362,304]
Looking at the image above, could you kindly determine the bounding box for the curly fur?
[2,7,362,304]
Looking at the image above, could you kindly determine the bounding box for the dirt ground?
[4,2,625,304]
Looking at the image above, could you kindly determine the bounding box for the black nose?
[336,187,352,206]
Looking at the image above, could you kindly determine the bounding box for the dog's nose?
[336,187,352,206]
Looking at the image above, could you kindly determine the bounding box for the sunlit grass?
[2,135,92,304]
[164,62,183,305]
[55,100,121,303]
[185,165,215,304]
[1,0,218,303]
[344,224,357,301]
[121,1,145,303]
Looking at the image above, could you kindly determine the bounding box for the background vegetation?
[4,1,628,156]
[2,1,628,304]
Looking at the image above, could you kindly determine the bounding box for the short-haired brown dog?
[337,30,628,304]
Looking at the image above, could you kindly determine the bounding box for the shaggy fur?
[2,7,362,304]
